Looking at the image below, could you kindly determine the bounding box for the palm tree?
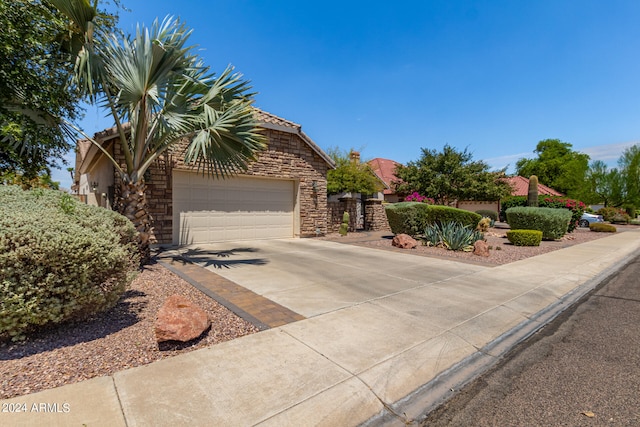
[50,0,267,262]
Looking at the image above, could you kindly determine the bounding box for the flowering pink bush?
[404,192,435,204]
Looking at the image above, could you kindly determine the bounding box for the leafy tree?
[395,144,511,205]
[326,148,384,195]
[515,139,589,197]
[581,160,624,206]
[50,0,266,261]
[618,144,640,209]
[0,0,118,185]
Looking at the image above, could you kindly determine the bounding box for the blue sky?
[54,0,640,189]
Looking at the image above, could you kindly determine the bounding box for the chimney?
[350,151,360,163]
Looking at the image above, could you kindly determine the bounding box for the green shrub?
[589,223,617,232]
[611,213,631,224]
[423,222,484,251]
[475,209,498,221]
[505,206,572,240]
[501,195,585,233]
[596,207,623,222]
[385,203,481,236]
[506,230,543,246]
[500,196,526,221]
[476,217,492,232]
[425,206,482,229]
[0,185,139,341]
[385,202,431,236]
[630,219,640,226]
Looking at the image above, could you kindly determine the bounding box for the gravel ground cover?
[1,224,635,400]
[324,225,637,266]
[0,263,258,399]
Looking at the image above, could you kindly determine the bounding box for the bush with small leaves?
[506,206,571,240]
[506,230,543,246]
[0,185,139,341]
[476,217,492,232]
[589,223,617,233]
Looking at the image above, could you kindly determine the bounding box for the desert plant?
[527,175,539,207]
[0,185,139,341]
[589,223,617,232]
[476,209,498,221]
[339,211,350,236]
[506,229,543,246]
[476,217,492,232]
[425,222,484,251]
[506,206,572,240]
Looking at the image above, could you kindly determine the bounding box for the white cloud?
[580,141,639,163]
[483,152,530,173]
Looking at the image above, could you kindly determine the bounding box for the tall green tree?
[395,144,511,205]
[618,144,640,208]
[581,160,624,206]
[0,0,118,185]
[326,148,383,195]
[515,139,590,197]
[50,0,266,261]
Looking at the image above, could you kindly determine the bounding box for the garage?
[172,171,296,245]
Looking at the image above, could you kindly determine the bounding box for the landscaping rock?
[155,295,210,343]
[473,240,490,257]
[392,234,417,249]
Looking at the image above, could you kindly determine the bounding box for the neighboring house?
[503,175,564,197]
[457,175,564,215]
[368,157,402,203]
[75,109,335,246]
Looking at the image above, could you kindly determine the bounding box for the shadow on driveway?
[160,247,269,270]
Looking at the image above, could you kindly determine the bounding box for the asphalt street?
[421,254,640,427]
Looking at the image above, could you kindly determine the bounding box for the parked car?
[579,212,604,227]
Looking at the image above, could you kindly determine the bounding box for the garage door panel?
[173,172,294,244]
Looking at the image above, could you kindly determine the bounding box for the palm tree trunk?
[118,180,152,264]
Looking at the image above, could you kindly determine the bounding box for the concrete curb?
[363,245,640,426]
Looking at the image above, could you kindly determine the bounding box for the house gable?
[76,108,333,244]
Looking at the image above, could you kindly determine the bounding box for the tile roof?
[505,176,564,197]
[252,108,301,130]
[368,158,402,194]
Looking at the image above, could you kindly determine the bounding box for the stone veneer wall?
[114,127,329,244]
[365,199,391,232]
[327,197,391,233]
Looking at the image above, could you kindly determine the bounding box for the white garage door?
[173,171,295,245]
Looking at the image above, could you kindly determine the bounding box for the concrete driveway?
[176,238,489,318]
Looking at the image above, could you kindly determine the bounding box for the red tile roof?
[368,158,402,194]
[505,176,563,197]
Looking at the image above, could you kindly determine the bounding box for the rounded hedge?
[589,223,617,233]
[0,186,139,341]
[385,203,481,236]
[505,206,571,240]
[506,230,543,246]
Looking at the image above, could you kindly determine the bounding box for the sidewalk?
[2,229,639,426]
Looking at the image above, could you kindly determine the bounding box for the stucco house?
[74,109,335,246]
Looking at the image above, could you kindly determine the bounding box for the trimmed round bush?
[0,186,139,341]
[505,206,571,240]
[506,230,543,246]
[385,202,431,236]
[589,223,617,233]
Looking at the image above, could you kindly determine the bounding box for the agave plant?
[422,223,442,246]
[428,222,484,251]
